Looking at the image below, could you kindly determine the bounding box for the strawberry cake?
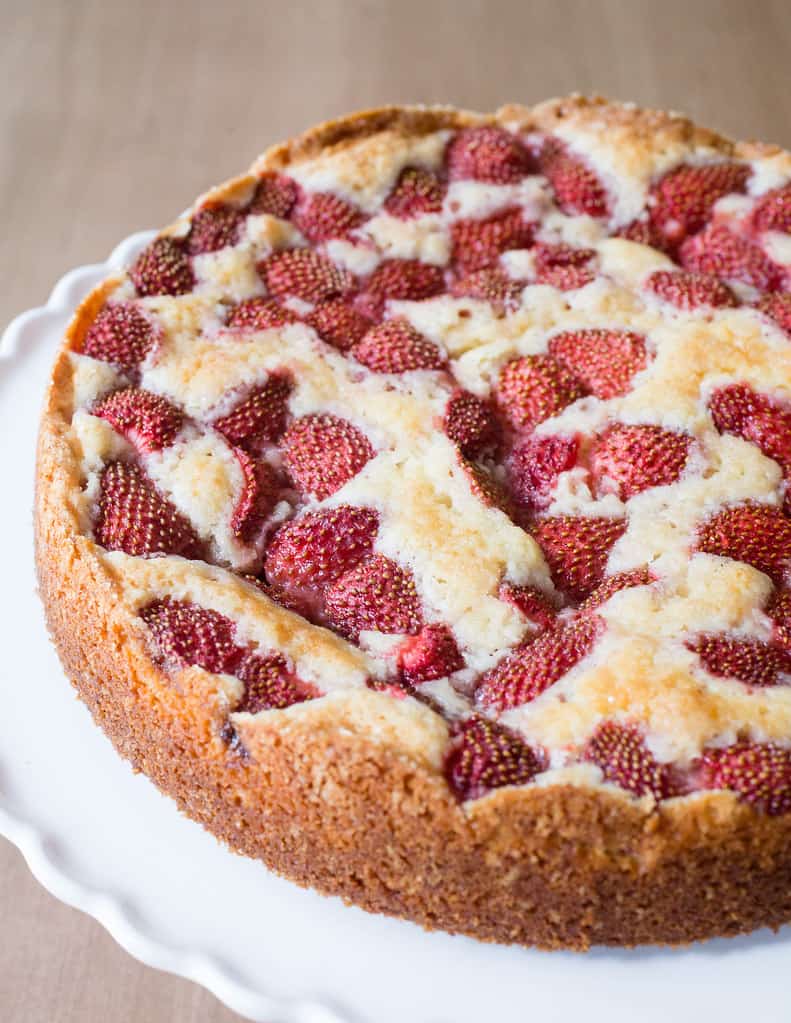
[35,98,791,949]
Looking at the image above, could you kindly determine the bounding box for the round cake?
[35,97,791,949]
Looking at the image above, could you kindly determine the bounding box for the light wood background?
[2,0,790,1019]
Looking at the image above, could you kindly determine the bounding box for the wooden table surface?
[2,0,790,1019]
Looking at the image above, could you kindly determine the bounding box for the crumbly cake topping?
[58,99,791,814]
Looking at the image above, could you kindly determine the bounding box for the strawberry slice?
[548,329,648,400]
[687,633,791,686]
[281,414,374,500]
[496,354,586,431]
[248,173,298,218]
[645,269,737,310]
[458,458,515,517]
[476,615,603,711]
[95,461,202,559]
[754,293,791,336]
[751,182,791,234]
[648,162,750,245]
[82,303,159,368]
[399,623,464,683]
[696,503,791,583]
[532,515,627,600]
[451,209,534,274]
[352,318,445,373]
[226,297,299,331]
[699,742,791,815]
[384,166,446,218]
[577,566,654,612]
[139,599,242,673]
[212,373,292,452]
[445,716,545,801]
[584,721,679,799]
[498,581,557,631]
[445,126,532,184]
[538,139,609,218]
[264,505,379,592]
[93,388,184,453]
[680,224,783,292]
[230,449,281,543]
[709,384,791,474]
[130,237,194,297]
[766,587,791,651]
[258,249,356,303]
[236,651,317,712]
[508,433,579,508]
[187,204,244,255]
[616,217,670,252]
[443,390,502,458]
[591,423,691,500]
[365,258,446,302]
[293,191,365,242]
[534,243,596,291]
[450,268,525,312]
[325,554,422,639]
[306,300,373,351]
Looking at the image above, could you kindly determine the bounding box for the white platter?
[1,234,789,1023]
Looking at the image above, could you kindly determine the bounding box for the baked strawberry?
[93,387,184,453]
[293,191,365,242]
[236,651,317,712]
[751,182,791,235]
[258,249,356,303]
[95,461,202,559]
[445,716,545,801]
[352,318,445,373]
[230,449,281,542]
[399,624,464,683]
[82,303,158,368]
[616,217,670,252]
[584,721,678,799]
[699,742,791,815]
[577,566,654,612]
[450,268,525,311]
[324,554,422,639]
[212,373,292,452]
[754,293,791,336]
[459,458,515,517]
[709,384,791,473]
[384,166,446,218]
[648,162,750,244]
[535,263,595,291]
[532,515,627,600]
[548,329,649,400]
[696,502,791,583]
[306,300,373,351]
[687,633,791,687]
[498,581,558,631]
[443,390,502,458]
[130,237,194,297]
[766,587,791,651]
[508,433,579,508]
[226,297,299,331]
[248,173,299,218]
[476,615,603,711]
[281,414,374,499]
[645,269,737,310]
[591,423,691,500]
[365,258,446,303]
[680,224,783,292]
[538,139,609,218]
[264,504,379,595]
[186,204,244,255]
[451,209,534,274]
[445,126,531,184]
[140,599,242,674]
[496,354,586,431]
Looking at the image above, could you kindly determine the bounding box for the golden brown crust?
[35,98,791,949]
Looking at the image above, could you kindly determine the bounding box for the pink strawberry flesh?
[508,433,579,508]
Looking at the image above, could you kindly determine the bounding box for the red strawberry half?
[445,126,532,184]
[709,384,791,474]
[226,297,299,331]
[648,162,750,245]
[534,242,596,291]
[591,423,691,500]
[645,269,737,310]
[230,449,281,543]
[95,461,202,559]
[248,174,298,219]
[696,502,791,583]
[476,615,603,711]
[532,515,627,600]
[496,354,586,431]
[498,582,557,632]
[93,387,184,453]
[577,566,654,612]
[213,373,292,452]
[306,300,373,351]
[140,599,241,674]
[443,390,502,458]
[293,191,365,243]
[754,293,791,336]
[548,329,649,400]
[236,651,317,712]
[384,166,446,218]
[82,303,159,368]
[616,217,670,252]
[281,413,375,500]
[187,204,244,255]
[325,554,422,639]
[445,716,545,801]
[259,249,356,303]
[130,237,194,297]
[508,433,579,508]
[584,720,679,799]
[680,224,783,292]
[451,268,525,312]
[699,742,791,815]
[687,633,791,687]
[751,182,791,235]
[365,258,446,304]
[352,318,445,373]
[399,623,464,684]
[766,587,791,651]
[538,139,609,218]
[451,209,534,274]
[458,458,515,517]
